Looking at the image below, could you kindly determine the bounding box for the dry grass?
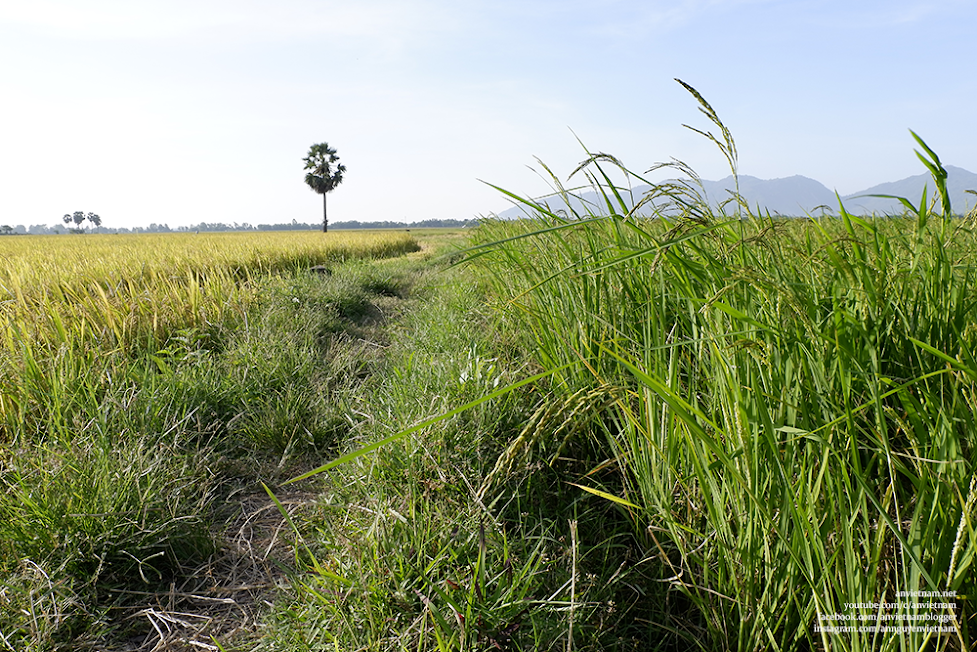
[98,489,320,652]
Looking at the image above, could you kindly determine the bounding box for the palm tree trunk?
[322,192,328,233]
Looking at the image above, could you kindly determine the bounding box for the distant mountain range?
[495,165,977,219]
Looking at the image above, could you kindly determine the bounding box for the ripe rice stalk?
[0,231,419,432]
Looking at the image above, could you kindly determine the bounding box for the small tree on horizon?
[303,143,346,232]
[63,211,102,231]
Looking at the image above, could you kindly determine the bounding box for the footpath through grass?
[256,235,647,652]
[0,230,429,649]
[4,85,976,651]
[3,229,636,651]
[6,211,971,650]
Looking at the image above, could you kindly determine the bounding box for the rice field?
[471,210,976,649]
[0,229,423,649]
[0,230,419,435]
[244,118,976,648]
[2,87,975,650]
[462,92,977,649]
[0,230,419,352]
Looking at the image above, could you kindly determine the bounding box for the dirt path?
[104,490,317,651]
[97,242,452,651]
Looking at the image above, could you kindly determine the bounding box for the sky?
[1,0,974,229]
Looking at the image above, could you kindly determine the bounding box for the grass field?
[2,217,974,650]
[257,188,976,649]
[2,94,975,650]
[0,229,425,649]
[468,211,976,650]
[452,89,976,649]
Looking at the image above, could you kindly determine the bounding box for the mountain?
[494,167,977,219]
[840,165,977,215]
[700,175,838,215]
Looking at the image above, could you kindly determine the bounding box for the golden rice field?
[0,230,419,426]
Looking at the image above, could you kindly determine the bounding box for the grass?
[0,230,419,441]
[257,236,693,651]
[0,230,422,650]
[255,249,568,651]
[463,81,976,650]
[3,86,975,651]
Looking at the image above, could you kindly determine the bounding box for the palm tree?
[303,143,346,232]
[62,211,102,231]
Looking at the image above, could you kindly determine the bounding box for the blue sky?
[1,0,974,228]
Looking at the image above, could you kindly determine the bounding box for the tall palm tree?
[303,143,346,232]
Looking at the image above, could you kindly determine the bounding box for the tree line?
[0,218,477,236]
